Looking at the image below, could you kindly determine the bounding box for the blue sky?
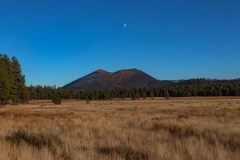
[0,0,240,86]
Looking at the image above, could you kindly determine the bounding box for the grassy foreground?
[0,97,240,160]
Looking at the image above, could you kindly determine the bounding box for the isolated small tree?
[135,92,140,100]
[164,90,170,100]
[86,98,90,104]
[150,92,154,100]
[85,94,91,104]
[131,91,138,100]
[52,95,61,105]
[142,91,147,99]
[131,94,136,100]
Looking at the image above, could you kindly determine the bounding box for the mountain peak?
[64,68,163,90]
[94,69,111,74]
[114,68,142,74]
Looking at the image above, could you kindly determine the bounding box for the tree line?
[1,54,240,105]
[27,79,240,101]
[0,54,28,105]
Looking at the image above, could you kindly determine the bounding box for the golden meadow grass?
[0,97,240,160]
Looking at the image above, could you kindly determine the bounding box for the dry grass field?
[0,97,240,160]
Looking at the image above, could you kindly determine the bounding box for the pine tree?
[0,54,27,105]
[131,92,136,100]
[164,90,170,100]
[150,92,154,100]
[52,94,61,105]
[142,91,147,99]
[0,55,12,105]
[11,57,24,104]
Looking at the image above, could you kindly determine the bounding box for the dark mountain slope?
[64,70,114,90]
[64,69,167,90]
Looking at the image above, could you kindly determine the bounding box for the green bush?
[52,95,61,105]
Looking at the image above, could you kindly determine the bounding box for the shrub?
[151,122,195,138]
[98,145,149,160]
[177,114,189,119]
[5,130,62,153]
[86,99,90,104]
[52,95,61,105]
[164,90,170,100]
[150,92,154,100]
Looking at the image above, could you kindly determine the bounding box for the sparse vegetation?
[0,97,239,159]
